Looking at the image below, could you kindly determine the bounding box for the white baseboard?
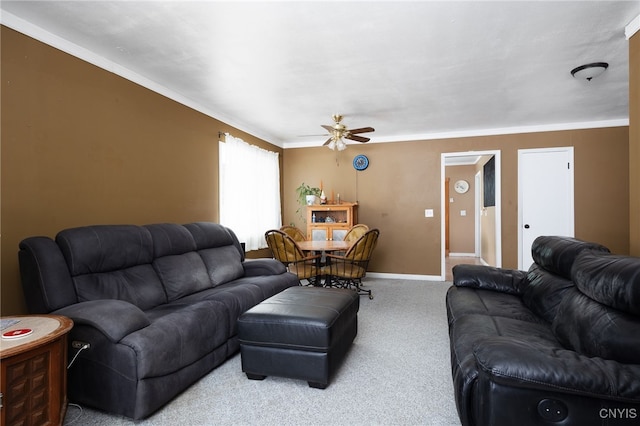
[366,272,444,282]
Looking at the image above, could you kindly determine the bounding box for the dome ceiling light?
[570,62,609,81]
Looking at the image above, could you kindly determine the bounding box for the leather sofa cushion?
[522,264,575,323]
[552,287,640,364]
[531,236,609,279]
[452,264,527,295]
[446,286,543,325]
[473,337,640,401]
[571,251,640,316]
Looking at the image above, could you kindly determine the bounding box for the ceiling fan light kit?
[321,114,375,151]
[570,62,609,81]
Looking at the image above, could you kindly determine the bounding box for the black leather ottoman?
[237,286,359,389]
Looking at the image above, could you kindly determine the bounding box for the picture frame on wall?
[484,156,495,207]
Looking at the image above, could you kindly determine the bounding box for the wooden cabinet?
[306,202,358,241]
[1,315,73,426]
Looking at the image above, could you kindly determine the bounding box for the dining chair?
[280,225,307,242]
[265,229,320,286]
[325,228,380,299]
[343,224,369,243]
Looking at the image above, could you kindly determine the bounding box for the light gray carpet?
[63,279,461,426]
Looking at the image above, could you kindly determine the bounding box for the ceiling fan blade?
[322,137,333,146]
[347,127,375,134]
[345,134,370,143]
[321,125,335,133]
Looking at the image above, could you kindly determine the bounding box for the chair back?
[265,229,319,284]
[326,229,380,298]
[265,229,306,265]
[344,228,380,264]
[343,224,369,243]
[280,225,307,242]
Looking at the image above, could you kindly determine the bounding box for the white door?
[518,147,574,270]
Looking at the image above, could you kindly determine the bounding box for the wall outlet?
[72,341,91,349]
[424,209,434,217]
[460,210,466,216]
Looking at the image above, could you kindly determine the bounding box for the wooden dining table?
[296,240,351,287]
[296,239,351,253]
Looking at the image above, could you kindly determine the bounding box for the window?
[219,134,281,250]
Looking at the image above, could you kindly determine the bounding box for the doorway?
[441,150,502,281]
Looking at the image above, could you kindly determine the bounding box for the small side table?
[1,315,73,426]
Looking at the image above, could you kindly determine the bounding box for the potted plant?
[296,182,321,222]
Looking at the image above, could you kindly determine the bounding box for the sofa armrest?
[243,258,287,276]
[474,337,640,400]
[452,264,527,295]
[54,300,150,342]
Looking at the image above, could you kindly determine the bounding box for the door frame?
[475,170,482,258]
[441,150,502,281]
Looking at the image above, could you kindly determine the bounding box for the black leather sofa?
[446,236,640,426]
[18,222,299,420]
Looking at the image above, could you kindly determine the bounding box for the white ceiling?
[2,1,639,149]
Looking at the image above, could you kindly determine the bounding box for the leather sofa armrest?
[452,264,527,295]
[474,337,640,400]
[54,300,150,342]
[243,258,287,276]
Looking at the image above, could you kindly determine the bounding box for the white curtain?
[219,134,281,251]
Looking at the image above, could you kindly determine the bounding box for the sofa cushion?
[124,299,230,378]
[57,225,154,274]
[452,264,527,295]
[449,313,560,425]
[446,286,543,325]
[552,288,640,364]
[530,236,609,279]
[522,264,575,323]
[56,225,166,310]
[152,252,212,301]
[185,222,245,285]
[185,222,239,251]
[198,246,244,286]
[145,224,213,301]
[72,265,167,310]
[145,223,196,257]
[571,251,640,316]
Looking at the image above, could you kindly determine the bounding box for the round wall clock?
[454,179,470,194]
[353,154,369,171]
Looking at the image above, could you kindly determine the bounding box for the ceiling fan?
[321,114,375,151]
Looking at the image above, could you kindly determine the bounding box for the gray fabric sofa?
[18,222,299,420]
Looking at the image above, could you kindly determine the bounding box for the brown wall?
[630,31,640,256]
[1,26,633,315]
[446,165,476,254]
[1,27,281,315]
[283,127,630,276]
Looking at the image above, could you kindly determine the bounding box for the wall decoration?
[483,155,495,207]
[353,154,369,171]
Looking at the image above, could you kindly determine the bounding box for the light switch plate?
[425,209,434,217]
